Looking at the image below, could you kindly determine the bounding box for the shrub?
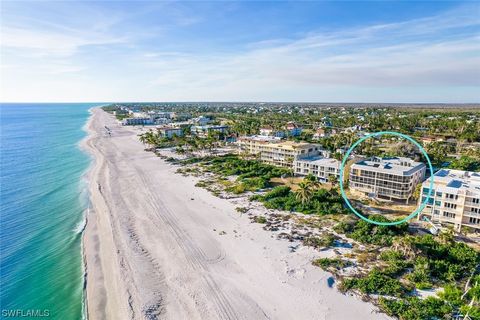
[333,220,355,234]
[379,250,404,262]
[379,296,453,320]
[303,234,336,249]
[195,181,207,188]
[254,216,267,224]
[312,258,352,270]
[227,184,246,194]
[263,186,291,200]
[239,177,269,191]
[347,215,408,246]
[342,269,406,297]
[235,207,248,213]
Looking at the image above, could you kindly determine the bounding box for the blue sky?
[1,1,479,102]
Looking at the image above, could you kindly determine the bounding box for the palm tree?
[139,130,157,150]
[328,174,338,187]
[304,174,321,190]
[139,133,147,145]
[295,181,314,205]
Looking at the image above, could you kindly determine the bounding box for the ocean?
[1,103,99,319]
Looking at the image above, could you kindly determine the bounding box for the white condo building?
[349,157,426,201]
[418,169,480,231]
[237,136,320,168]
[294,156,340,182]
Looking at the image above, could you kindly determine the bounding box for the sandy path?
[82,108,391,320]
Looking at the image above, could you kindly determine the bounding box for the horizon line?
[2,101,480,105]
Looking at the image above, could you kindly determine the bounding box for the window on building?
[446,194,459,200]
[445,202,457,209]
[469,217,480,224]
[443,211,456,218]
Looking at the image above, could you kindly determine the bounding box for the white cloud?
[0,26,126,57]
[1,2,479,102]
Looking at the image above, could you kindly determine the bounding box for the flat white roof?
[352,156,425,175]
[423,169,480,194]
[238,135,282,142]
[296,156,340,169]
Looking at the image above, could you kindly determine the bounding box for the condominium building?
[190,125,229,137]
[157,127,184,139]
[294,156,340,182]
[122,117,154,126]
[417,169,480,231]
[349,157,426,201]
[260,141,320,168]
[237,135,283,155]
[237,136,320,168]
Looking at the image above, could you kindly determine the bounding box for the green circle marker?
[339,131,434,226]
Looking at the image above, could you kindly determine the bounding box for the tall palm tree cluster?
[138,130,158,149]
[138,129,226,154]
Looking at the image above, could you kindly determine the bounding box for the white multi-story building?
[237,135,283,155]
[349,157,426,201]
[417,169,480,231]
[191,125,229,137]
[237,136,320,168]
[294,156,340,182]
[157,127,184,139]
[122,117,154,126]
[260,141,320,168]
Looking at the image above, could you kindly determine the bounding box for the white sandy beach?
[82,108,391,320]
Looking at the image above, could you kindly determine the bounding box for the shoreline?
[82,107,124,320]
[82,108,391,320]
[79,107,98,320]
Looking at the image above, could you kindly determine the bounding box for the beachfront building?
[157,127,184,139]
[237,135,283,155]
[294,156,340,182]
[191,125,229,138]
[417,169,480,231]
[260,141,321,168]
[349,157,426,202]
[122,117,154,126]
[237,136,321,168]
[148,112,174,125]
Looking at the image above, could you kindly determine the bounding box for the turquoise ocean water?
[1,103,99,319]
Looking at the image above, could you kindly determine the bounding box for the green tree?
[295,181,314,205]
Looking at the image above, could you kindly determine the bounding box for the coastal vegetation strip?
[102,104,480,319]
[169,152,480,320]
